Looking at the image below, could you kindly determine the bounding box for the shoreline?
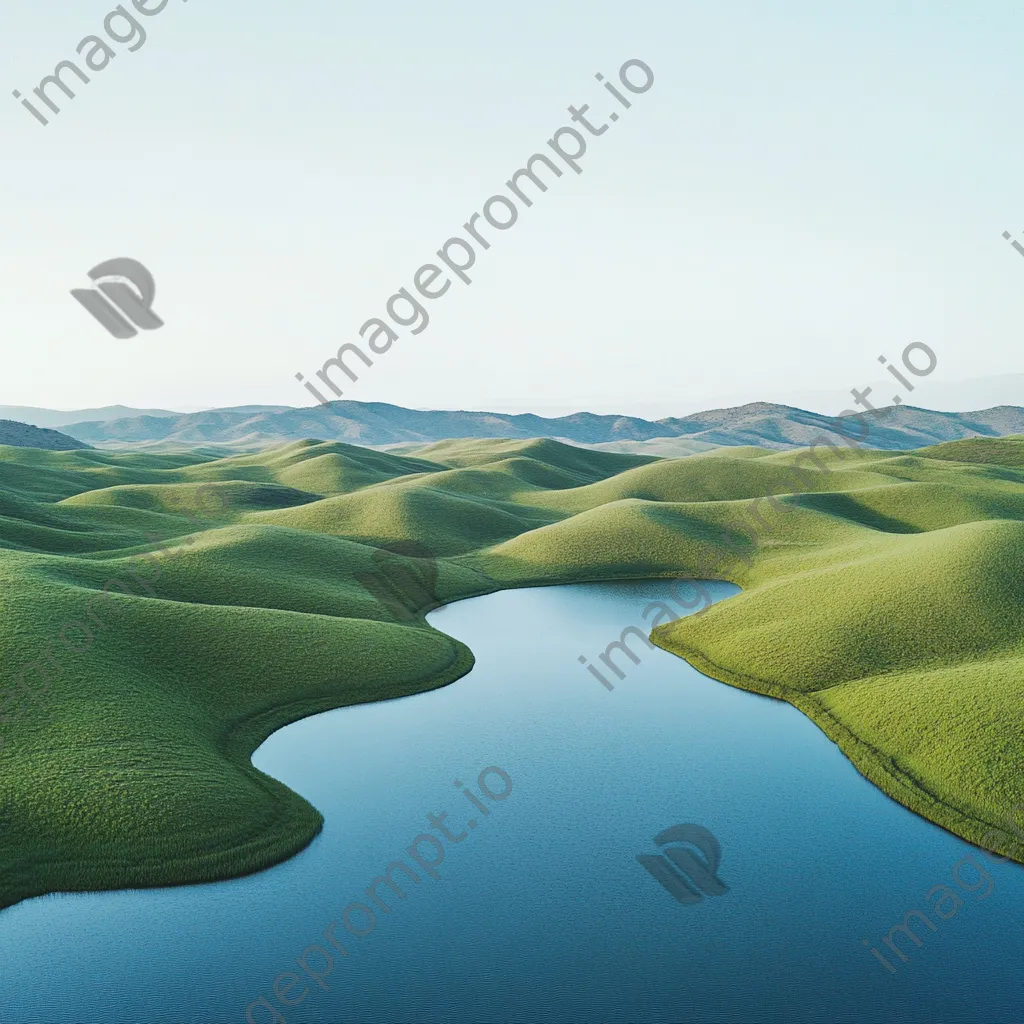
[650,627,1024,867]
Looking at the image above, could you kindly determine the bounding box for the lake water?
[0,580,1022,1023]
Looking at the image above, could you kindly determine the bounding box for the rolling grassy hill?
[0,420,91,451]
[568,436,722,458]
[0,433,1022,911]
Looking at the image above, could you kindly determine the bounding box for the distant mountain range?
[655,402,1024,449]
[38,399,1024,452]
[0,405,185,429]
[0,419,91,451]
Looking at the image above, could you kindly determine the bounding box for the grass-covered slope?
[0,419,91,451]
[649,438,1024,858]
[1,433,1023,912]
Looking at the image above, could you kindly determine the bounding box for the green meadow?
[0,433,1022,910]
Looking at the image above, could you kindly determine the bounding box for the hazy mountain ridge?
[55,399,1024,451]
[63,402,685,447]
[0,405,181,428]
[658,402,1024,449]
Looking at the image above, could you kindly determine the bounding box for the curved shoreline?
[650,627,1024,866]
[4,568,1019,915]
[0,639,477,913]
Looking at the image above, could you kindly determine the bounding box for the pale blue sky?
[2,0,1023,417]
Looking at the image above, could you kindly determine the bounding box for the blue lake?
[0,580,1022,1022]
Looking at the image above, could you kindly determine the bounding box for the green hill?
[1,433,1023,912]
[0,420,91,451]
